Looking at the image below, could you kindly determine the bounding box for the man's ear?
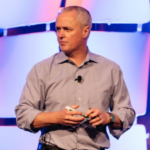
[82,26,90,39]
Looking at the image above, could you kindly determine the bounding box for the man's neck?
[66,46,88,67]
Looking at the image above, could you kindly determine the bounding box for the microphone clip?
[75,75,82,83]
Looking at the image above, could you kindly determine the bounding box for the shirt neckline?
[56,49,98,65]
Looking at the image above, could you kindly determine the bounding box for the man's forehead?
[56,10,77,20]
[56,11,79,27]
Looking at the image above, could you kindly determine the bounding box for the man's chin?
[60,48,71,53]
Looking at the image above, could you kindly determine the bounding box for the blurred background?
[0,0,150,149]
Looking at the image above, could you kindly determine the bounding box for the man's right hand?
[32,105,84,129]
[54,105,85,126]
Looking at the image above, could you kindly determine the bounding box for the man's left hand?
[85,108,110,126]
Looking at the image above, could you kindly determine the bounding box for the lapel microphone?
[75,75,82,83]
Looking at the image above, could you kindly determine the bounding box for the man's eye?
[64,28,70,31]
[56,28,60,31]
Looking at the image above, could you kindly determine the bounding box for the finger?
[64,123,73,127]
[66,115,84,122]
[92,119,104,126]
[65,120,83,125]
[70,105,80,109]
[85,109,96,117]
[66,110,83,116]
[89,111,100,119]
[89,116,100,124]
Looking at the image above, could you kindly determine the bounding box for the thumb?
[70,105,80,109]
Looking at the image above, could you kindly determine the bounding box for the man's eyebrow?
[56,26,72,29]
[56,26,60,29]
[63,26,72,29]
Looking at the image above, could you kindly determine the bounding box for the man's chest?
[44,63,113,113]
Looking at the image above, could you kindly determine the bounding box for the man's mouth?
[59,41,67,45]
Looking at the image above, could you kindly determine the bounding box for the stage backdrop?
[0,0,150,150]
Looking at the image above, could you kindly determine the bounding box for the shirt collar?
[56,49,98,64]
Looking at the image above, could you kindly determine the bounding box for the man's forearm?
[109,113,122,129]
[32,112,57,129]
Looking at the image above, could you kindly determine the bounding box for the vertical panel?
[88,32,150,116]
[0,32,59,117]
[0,0,61,28]
[66,0,150,24]
[0,126,40,150]
[108,125,147,150]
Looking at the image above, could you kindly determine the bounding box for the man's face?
[56,11,85,54]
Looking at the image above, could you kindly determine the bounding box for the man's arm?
[85,65,135,139]
[108,66,136,139]
[15,65,45,133]
[32,105,84,129]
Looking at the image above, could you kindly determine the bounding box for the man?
[15,6,135,150]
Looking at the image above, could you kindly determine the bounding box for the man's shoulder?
[27,52,62,79]
[29,52,61,76]
[34,52,60,68]
[90,52,120,69]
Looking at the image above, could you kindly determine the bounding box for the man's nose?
[58,30,65,39]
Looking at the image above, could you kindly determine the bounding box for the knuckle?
[73,118,77,121]
[76,118,79,121]
[91,114,94,117]
[65,116,68,120]
[65,110,68,114]
[74,111,79,115]
[65,120,68,124]
[74,122,78,124]
[77,118,82,122]
[96,109,100,113]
